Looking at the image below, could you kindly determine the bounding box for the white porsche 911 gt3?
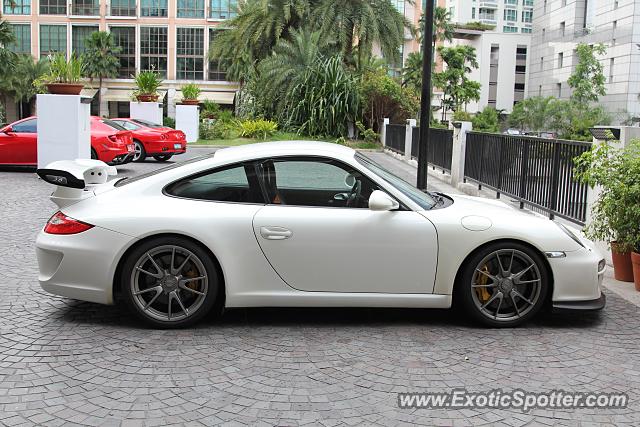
[36,141,606,328]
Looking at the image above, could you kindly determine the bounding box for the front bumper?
[552,293,606,312]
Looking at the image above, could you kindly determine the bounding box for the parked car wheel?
[153,154,173,162]
[457,242,548,327]
[133,140,146,162]
[120,236,220,328]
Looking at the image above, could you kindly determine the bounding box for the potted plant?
[180,83,201,105]
[575,140,640,284]
[133,71,162,102]
[42,54,85,95]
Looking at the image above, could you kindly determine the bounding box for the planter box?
[175,105,199,143]
[130,101,163,125]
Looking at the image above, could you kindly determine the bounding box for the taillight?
[44,211,94,235]
[108,135,117,142]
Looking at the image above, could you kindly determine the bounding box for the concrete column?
[167,88,177,119]
[175,105,199,143]
[380,117,389,146]
[130,102,163,125]
[450,121,472,188]
[404,119,416,161]
[36,94,91,168]
[99,87,108,118]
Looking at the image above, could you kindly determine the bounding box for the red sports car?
[0,116,135,166]
[110,118,187,162]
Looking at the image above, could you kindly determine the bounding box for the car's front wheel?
[457,242,548,327]
[153,154,173,162]
[121,237,220,328]
[133,140,146,162]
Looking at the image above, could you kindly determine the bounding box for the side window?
[263,158,378,208]
[12,119,37,133]
[165,164,263,203]
[122,122,139,131]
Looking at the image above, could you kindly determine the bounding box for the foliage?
[200,100,221,119]
[402,51,423,93]
[81,31,121,85]
[200,109,238,139]
[286,56,360,137]
[549,100,611,141]
[433,45,481,116]
[0,102,5,124]
[0,19,17,80]
[1,55,49,113]
[134,70,162,95]
[472,106,499,133]
[575,140,640,252]
[180,83,201,100]
[454,22,495,31]
[508,96,555,132]
[568,43,607,104]
[359,67,418,132]
[355,121,378,144]
[41,53,83,84]
[163,116,175,128]
[334,136,347,145]
[453,110,473,122]
[237,118,278,139]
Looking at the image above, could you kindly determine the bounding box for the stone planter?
[611,242,634,282]
[181,99,199,105]
[46,83,84,95]
[136,93,159,102]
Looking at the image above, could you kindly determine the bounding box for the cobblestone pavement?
[1,148,639,426]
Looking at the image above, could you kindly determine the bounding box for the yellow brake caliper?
[475,265,492,303]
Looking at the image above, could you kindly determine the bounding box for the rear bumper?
[143,140,187,156]
[552,293,606,313]
[108,152,134,165]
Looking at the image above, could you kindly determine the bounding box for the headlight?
[556,222,585,248]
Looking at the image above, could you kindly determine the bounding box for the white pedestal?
[36,94,91,169]
[175,105,199,143]
[130,102,163,125]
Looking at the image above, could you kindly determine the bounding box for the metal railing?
[411,127,453,173]
[464,132,591,225]
[385,124,406,154]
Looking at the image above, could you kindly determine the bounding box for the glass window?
[208,29,227,81]
[110,0,136,16]
[40,25,67,57]
[265,158,379,208]
[140,26,168,77]
[166,164,263,203]
[7,24,30,54]
[504,9,517,21]
[177,0,204,18]
[141,0,167,16]
[521,27,532,33]
[132,118,163,127]
[503,26,518,33]
[176,27,204,80]
[110,27,136,78]
[3,0,30,14]
[12,118,37,133]
[72,25,98,55]
[114,120,140,130]
[39,0,66,14]
[504,0,517,4]
[209,0,237,19]
[522,10,532,23]
[524,0,533,5]
[72,0,99,15]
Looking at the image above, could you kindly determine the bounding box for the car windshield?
[132,118,163,128]
[101,119,127,131]
[355,153,437,210]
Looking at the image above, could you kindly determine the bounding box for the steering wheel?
[345,180,362,207]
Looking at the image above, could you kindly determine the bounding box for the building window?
[515,65,526,74]
[516,46,527,61]
[210,0,237,19]
[472,7,475,19]
[110,0,136,16]
[141,0,167,16]
[140,26,168,77]
[7,24,30,54]
[177,0,204,17]
[521,27,532,33]
[557,83,562,97]
[40,24,67,57]
[3,0,30,15]
[558,52,564,68]
[504,9,517,22]
[524,0,533,5]
[503,26,518,33]
[72,0,99,15]
[72,26,98,55]
[522,10,532,23]
[505,0,517,5]
[111,26,136,78]
[514,83,525,93]
[176,27,204,80]
[560,21,566,37]
[609,58,614,83]
[40,0,66,14]
[208,29,227,81]
[478,8,496,21]
[540,56,544,71]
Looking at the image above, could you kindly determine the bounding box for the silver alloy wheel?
[133,141,143,161]
[470,249,542,322]
[130,245,208,322]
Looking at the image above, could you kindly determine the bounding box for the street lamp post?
[417,0,435,190]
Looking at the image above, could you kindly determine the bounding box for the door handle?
[260,226,293,240]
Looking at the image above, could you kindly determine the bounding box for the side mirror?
[3,126,13,134]
[368,190,400,211]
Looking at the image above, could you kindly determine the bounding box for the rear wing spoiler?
[37,159,118,208]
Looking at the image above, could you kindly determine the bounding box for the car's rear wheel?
[457,242,548,327]
[153,154,173,162]
[121,237,220,328]
[133,140,146,162]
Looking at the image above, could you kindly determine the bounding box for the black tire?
[133,140,147,162]
[120,236,220,328]
[456,241,549,327]
[153,154,173,162]
[90,148,98,160]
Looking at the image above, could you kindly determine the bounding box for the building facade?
[528,0,640,122]
[446,0,535,34]
[2,0,240,121]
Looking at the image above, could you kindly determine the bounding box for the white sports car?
[36,141,606,328]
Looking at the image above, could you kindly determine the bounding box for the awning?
[176,90,236,105]
[80,88,98,98]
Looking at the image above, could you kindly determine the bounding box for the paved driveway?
[0,148,639,426]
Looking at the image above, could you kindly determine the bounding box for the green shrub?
[163,116,175,128]
[334,136,347,145]
[356,121,379,144]
[238,119,278,139]
[43,53,83,84]
[180,83,201,100]
[200,100,221,120]
[200,119,237,140]
[133,70,162,95]
[453,110,473,122]
[472,106,500,132]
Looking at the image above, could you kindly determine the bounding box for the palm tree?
[1,54,49,118]
[81,31,121,116]
[0,19,17,78]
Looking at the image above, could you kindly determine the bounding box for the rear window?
[114,153,217,187]
[132,118,163,128]
[101,119,127,131]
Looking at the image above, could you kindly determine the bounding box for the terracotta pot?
[136,93,159,102]
[611,242,634,282]
[46,83,84,95]
[181,99,199,105]
[632,252,640,291]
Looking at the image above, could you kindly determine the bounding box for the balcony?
[479,1,498,8]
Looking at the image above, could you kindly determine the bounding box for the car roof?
[214,140,356,164]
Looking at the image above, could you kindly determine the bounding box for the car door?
[0,118,37,165]
[252,157,438,294]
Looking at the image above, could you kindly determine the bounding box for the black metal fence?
[385,124,406,154]
[411,127,453,172]
[464,132,591,225]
